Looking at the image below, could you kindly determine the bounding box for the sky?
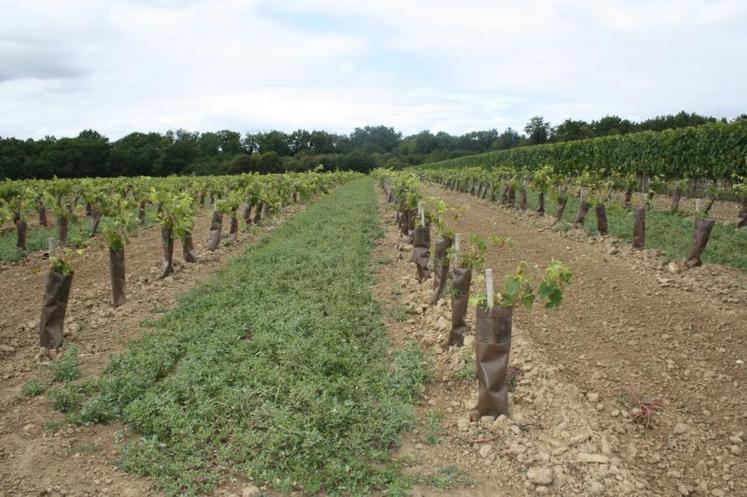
[0,0,745,140]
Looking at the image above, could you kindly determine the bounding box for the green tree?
[524,117,551,145]
[552,119,592,142]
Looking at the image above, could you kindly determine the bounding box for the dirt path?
[0,203,304,497]
[374,186,746,497]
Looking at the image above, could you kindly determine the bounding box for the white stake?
[485,268,494,309]
[695,198,703,212]
[454,233,460,266]
[420,207,425,226]
[48,237,56,257]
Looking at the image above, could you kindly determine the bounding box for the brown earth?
[2,183,745,497]
[374,185,746,497]
[0,203,305,497]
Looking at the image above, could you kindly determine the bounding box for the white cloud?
[0,0,744,139]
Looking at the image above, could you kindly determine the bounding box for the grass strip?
[61,177,428,496]
[521,191,747,270]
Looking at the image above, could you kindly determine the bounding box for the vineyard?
[1,128,746,497]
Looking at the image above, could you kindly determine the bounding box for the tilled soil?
[2,185,745,497]
[0,204,304,497]
[373,186,746,497]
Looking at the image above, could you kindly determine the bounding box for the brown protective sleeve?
[229,210,239,242]
[138,201,146,224]
[506,187,516,208]
[555,197,567,223]
[253,202,264,224]
[573,200,591,228]
[16,219,27,252]
[671,190,681,213]
[58,217,69,244]
[207,211,223,251]
[182,234,198,263]
[685,218,716,268]
[109,248,126,307]
[595,204,609,236]
[431,236,453,305]
[248,204,252,228]
[160,227,174,278]
[448,267,472,347]
[38,205,48,227]
[90,211,102,237]
[39,270,74,349]
[474,305,513,418]
[411,224,431,282]
[632,207,646,249]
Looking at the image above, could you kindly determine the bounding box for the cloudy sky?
[0,0,745,139]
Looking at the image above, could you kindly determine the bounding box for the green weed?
[423,409,443,445]
[47,385,82,412]
[389,304,411,322]
[421,465,472,489]
[52,345,80,382]
[43,420,65,433]
[21,379,48,397]
[59,179,429,497]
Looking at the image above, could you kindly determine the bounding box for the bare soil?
[2,184,745,497]
[373,186,746,497]
[0,204,304,497]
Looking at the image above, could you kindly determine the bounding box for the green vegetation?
[389,304,412,322]
[421,465,472,489]
[43,420,65,433]
[0,207,158,262]
[424,120,747,179]
[21,379,48,397]
[51,345,81,382]
[422,409,444,446]
[47,385,83,413]
[59,178,428,496]
[524,191,747,269]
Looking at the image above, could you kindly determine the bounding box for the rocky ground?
[1,185,744,497]
[373,186,746,497]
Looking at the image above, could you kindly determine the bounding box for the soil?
[0,204,305,497]
[372,185,746,497]
[2,183,745,497]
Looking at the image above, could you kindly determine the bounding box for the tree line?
[1,111,738,179]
